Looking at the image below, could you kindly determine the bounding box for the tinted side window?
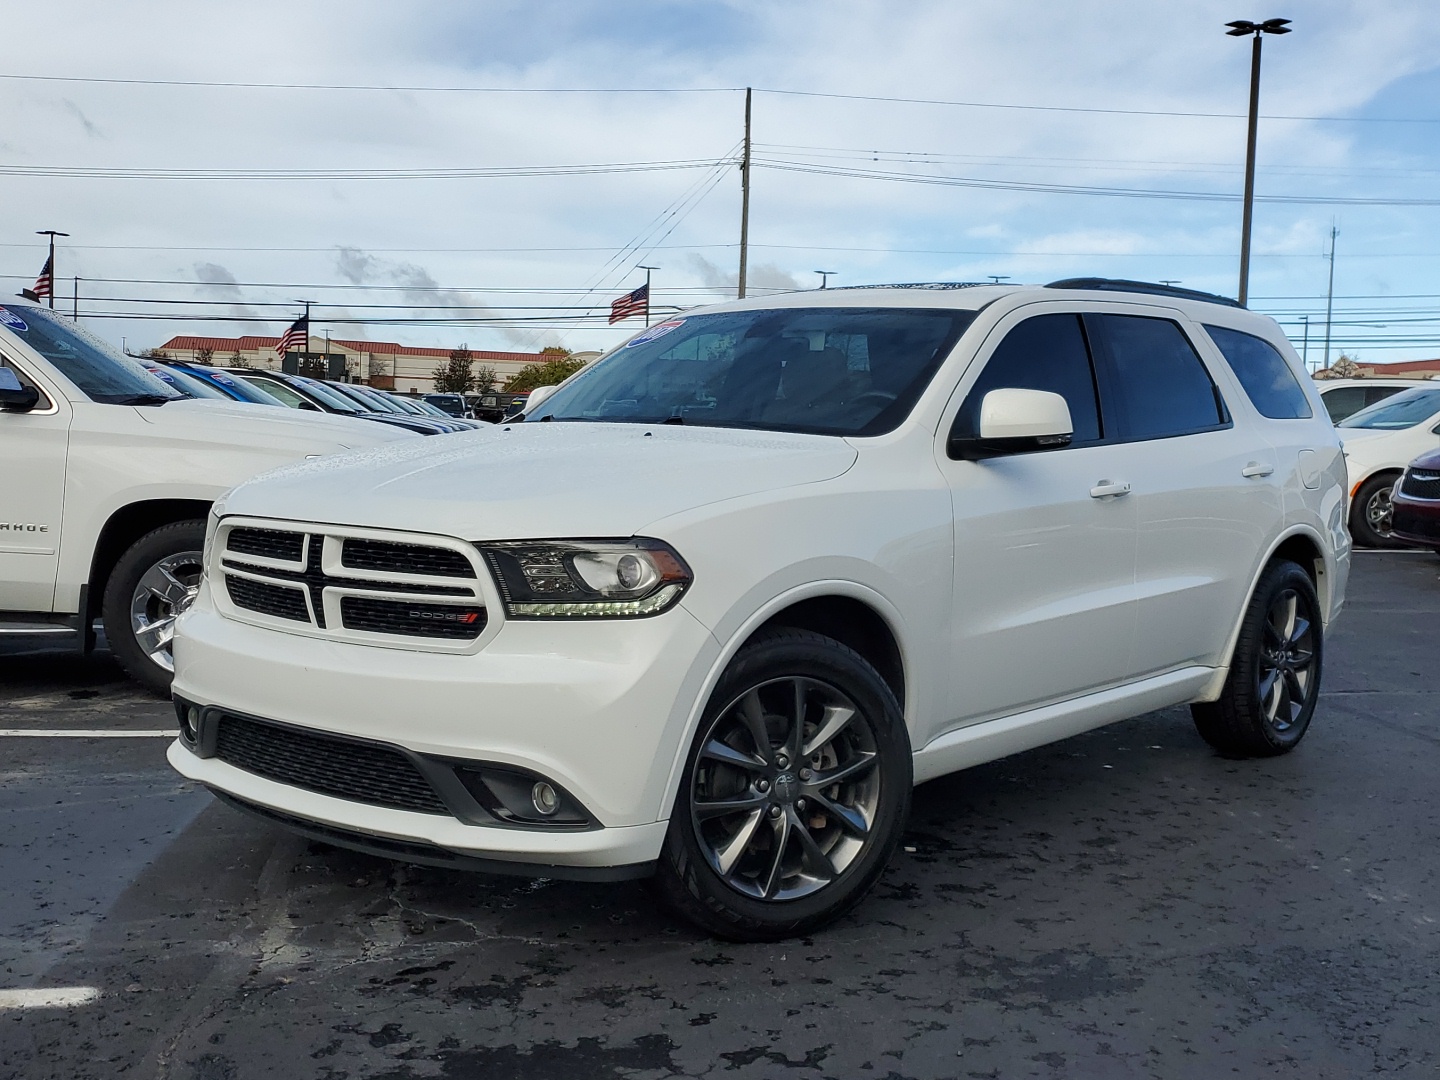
[1205,325,1312,419]
[1086,314,1226,441]
[1320,385,1367,423]
[1365,386,1405,408]
[955,314,1101,445]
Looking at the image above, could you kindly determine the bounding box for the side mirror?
[948,388,1073,460]
[524,385,558,412]
[0,367,40,413]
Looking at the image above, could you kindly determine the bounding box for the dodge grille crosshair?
[217,522,488,649]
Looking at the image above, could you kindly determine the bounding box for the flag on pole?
[275,314,309,356]
[609,282,649,324]
[31,255,53,300]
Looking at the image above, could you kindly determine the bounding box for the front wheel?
[1349,473,1404,548]
[652,628,911,941]
[1191,560,1323,757]
[101,520,206,695]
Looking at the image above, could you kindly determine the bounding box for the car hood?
[138,397,419,451]
[221,422,859,539]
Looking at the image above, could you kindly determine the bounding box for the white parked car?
[1315,377,1432,424]
[1335,384,1440,546]
[169,279,1350,939]
[0,299,418,691]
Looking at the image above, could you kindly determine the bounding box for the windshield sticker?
[623,319,685,348]
[0,308,29,333]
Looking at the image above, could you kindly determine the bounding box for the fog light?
[531,781,560,817]
[186,707,200,735]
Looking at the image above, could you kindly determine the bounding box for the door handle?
[1241,462,1275,478]
[1089,480,1131,499]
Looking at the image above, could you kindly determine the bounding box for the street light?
[987,275,1010,285]
[814,270,836,289]
[1226,16,1292,307]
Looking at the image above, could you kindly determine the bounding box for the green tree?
[504,356,586,394]
[432,344,475,393]
[228,349,250,369]
[473,364,498,394]
[195,346,215,365]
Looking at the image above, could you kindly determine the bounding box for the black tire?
[1191,560,1323,758]
[1349,473,1405,548]
[652,628,911,941]
[101,520,206,695]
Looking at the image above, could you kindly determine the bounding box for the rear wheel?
[1191,560,1322,757]
[101,520,205,695]
[1349,473,1404,548]
[652,629,910,941]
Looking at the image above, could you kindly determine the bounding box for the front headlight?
[201,502,226,580]
[479,538,692,618]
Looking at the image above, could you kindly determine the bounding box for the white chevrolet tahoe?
[169,279,1350,940]
[0,299,417,692]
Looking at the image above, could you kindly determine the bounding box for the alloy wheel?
[128,550,203,673]
[690,676,881,901]
[1256,588,1317,732]
[1365,483,1395,538]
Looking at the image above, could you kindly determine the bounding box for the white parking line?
[0,987,102,1009]
[0,729,175,738]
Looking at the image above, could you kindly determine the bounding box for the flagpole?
[36,230,69,310]
[638,266,659,327]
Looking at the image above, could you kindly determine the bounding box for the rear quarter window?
[1204,325,1313,420]
[1084,314,1228,441]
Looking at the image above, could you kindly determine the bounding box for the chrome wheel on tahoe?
[101,520,207,695]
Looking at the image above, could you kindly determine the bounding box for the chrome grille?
[1399,469,1440,501]
[216,521,487,649]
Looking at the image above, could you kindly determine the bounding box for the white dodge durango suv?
[169,279,1350,939]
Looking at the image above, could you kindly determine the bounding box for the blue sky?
[2,0,1439,365]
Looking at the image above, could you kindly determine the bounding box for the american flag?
[609,282,649,324]
[275,314,309,356]
[31,255,53,300]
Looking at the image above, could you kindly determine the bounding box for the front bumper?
[1392,492,1440,546]
[170,590,721,871]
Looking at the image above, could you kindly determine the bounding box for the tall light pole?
[36,230,69,310]
[1226,17,1291,307]
[1322,224,1338,370]
[637,265,660,326]
[814,270,836,289]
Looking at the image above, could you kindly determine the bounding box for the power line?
[3,71,1435,124]
[754,158,1440,207]
[0,159,731,181]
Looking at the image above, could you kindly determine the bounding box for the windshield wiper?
[111,394,175,406]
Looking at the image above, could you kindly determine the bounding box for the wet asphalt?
[1,551,1437,1079]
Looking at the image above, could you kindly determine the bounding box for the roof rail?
[1044,277,1243,308]
[828,281,991,292]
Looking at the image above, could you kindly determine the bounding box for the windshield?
[294,376,364,412]
[190,367,284,405]
[240,375,309,408]
[0,304,181,405]
[528,307,975,436]
[151,364,229,399]
[1338,386,1440,430]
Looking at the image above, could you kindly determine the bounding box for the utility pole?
[1300,313,1310,369]
[1322,224,1338,370]
[1226,18,1291,307]
[36,230,69,309]
[638,265,660,326]
[738,87,752,300]
[73,277,79,321]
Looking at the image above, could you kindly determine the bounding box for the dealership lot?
[1,551,1437,1079]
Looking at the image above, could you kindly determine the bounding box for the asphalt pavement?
[2,551,1438,1079]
